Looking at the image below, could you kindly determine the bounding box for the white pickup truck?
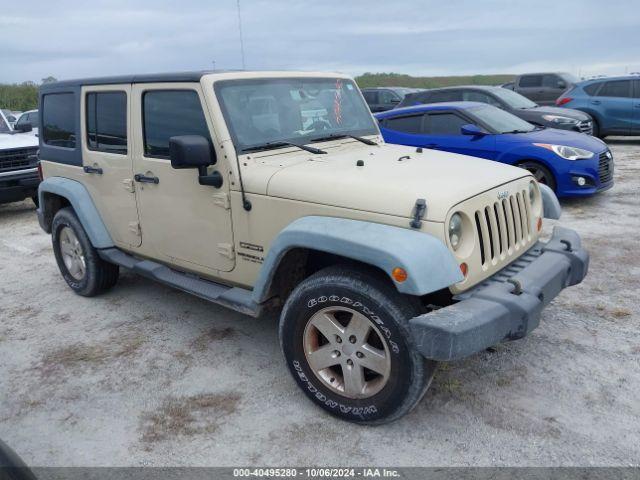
[0,109,40,205]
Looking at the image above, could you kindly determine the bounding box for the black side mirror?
[15,123,32,133]
[169,135,222,188]
[389,98,401,105]
[557,81,567,89]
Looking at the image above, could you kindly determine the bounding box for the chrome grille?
[0,147,37,173]
[576,120,593,135]
[598,151,614,186]
[474,190,532,267]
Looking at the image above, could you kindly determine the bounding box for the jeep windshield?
[215,77,378,153]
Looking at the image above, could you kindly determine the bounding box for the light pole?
[237,0,246,69]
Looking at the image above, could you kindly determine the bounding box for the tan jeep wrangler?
[36,71,589,423]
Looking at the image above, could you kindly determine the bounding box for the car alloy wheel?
[59,226,86,280]
[303,306,391,399]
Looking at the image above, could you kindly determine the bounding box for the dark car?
[361,87,422,112]
[399,85,593,135]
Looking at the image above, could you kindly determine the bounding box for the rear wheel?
[51,207,119,296]
[518,161,556,192]
[279,266,436,424]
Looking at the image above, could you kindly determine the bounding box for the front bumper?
[0,168,39,204]
[410,226,589,361]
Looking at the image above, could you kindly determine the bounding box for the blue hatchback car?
[375,102,614,198]
[556,75,640,138]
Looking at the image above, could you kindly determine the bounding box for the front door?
[81,85,141,248]
[131,83,235,273]
[632,80,640,134]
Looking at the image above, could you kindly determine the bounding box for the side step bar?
[98,248,260,317]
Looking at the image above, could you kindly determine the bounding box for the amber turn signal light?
[537,217,543,232]
[460,263,468,277]
[392,267,408,283]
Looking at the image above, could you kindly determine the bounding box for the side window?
[462,91,501,106]
[429,90,462,103]
[519,75,543,88]
[598,80,631,98]
[143,90,211,158]
[425,113,467,135]
[86,92,127,154]
[42,93,76,148]
[583,83,602,96]
[384,115,423,134]
[362,91,377,104]
[29,112,40,127]
[542,75,561,88]
[634,80,640,99]
[379,90,399,104]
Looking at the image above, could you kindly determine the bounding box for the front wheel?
[279,266,436,424]
[518,161,557,192]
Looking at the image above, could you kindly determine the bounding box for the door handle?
[83,165,103,175]
[590,100,601,105]
[134,173,159,184]
[634,104,640,108]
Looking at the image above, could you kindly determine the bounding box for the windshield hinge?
[128,221,141,237]
[217,243,234,259]
[410,199,427,229]
[211,192,230,210]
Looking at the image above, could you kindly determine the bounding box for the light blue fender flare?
[539,184,562,220]
[38,177,114,248]
[252,216,464,303]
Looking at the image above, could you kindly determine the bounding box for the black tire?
[51,207,119,296]
[518,161,557,192]
[279,265,436,424]
[31,195,39,208]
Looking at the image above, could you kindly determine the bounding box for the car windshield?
[491,88,537,109]
[0,113,10,133]
[215,77,378,152]
[469,104,536,134]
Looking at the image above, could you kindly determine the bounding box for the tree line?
[0,77,57,112]
[354,72,515,89]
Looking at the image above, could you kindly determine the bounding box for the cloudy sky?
[2,0,639,83]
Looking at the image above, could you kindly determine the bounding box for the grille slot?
[598,151,613,186]
[576,121,593,135]
[474,190,532,267]
[0,147,37,173]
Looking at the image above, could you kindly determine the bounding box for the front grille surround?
[598,150,614,186]
[448,178,541,294]
[576,120,593,136]
[0,147,38,173]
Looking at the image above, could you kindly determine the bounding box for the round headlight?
[449,213,463,250]
[529,181,536,204]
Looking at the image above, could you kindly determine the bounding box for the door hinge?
[217,243,234,259]
[128,221,141,237]
[123,178,135,193]
[211,192,230,209]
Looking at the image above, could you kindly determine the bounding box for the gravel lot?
[1,138,639,467]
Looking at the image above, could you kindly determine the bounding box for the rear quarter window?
[583,83,601,96]
[42,93,76,148]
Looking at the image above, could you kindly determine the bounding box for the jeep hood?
[266,143,529,222]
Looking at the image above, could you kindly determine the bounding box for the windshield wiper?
[242,141,327,154]
[310,133,377,146]
[502,129,532,134]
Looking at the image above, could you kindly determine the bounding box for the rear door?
[131,83,235,273]
[517,75,544,103]
[633,80,640,134]
[81,85,141,248]
[593,80,633,134]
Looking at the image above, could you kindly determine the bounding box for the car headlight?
[449,213,463,250]
[533,143,594,160]
[541,114,579,125]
